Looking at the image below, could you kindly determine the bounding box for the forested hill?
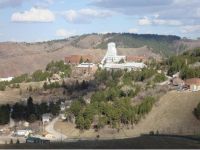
[95,33,181,55]
[59,33,199,56]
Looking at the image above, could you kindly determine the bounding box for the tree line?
[0,97,60,124]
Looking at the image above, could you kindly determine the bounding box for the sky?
[0,0,200,42]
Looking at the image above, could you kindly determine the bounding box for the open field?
[0,89,21,105]
[55,90,200,139]
[0,82,45,105]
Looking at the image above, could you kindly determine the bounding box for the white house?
[42,113,52,124]
[14,130,32,137]
[60,102,66,112]
[0,77,14,82]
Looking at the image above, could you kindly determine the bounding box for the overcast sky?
[0,0,200,42]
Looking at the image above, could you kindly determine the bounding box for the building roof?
[77,63,96,68]
[104,62,146,69]
[65,55,93,64]
[185,78,200,86]
[126,56,147,62]
[42,113,52,119]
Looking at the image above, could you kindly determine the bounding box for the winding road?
[45,117,67,141]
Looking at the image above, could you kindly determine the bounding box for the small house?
[76,63,98,74]
[42,113,52,124]
[14,130,32,137]
[60,102,66,112]
[185,78,200,91]
[0,77,13,82]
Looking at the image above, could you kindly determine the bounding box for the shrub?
[153,73,167,83]
[194,102,200,119]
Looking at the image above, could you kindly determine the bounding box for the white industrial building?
[101,42,146,71]
[104,62,146,71]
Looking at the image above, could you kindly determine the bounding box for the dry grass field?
[0,81,47,105]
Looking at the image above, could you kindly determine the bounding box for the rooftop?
[65,55,93,64]
[185,78,200,85]
[77,63,96,68]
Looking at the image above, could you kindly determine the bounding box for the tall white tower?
[101,42,126,64]
[106,42,117,57]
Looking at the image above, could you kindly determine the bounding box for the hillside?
[0,33,200,77]
[124,90,200,136]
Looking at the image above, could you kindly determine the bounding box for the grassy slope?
[126,90,200,136]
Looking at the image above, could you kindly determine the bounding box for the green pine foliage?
[153,73,167,83]
[46,60,71,77]
[166,47,200,79]
[68,69,157,130]
[0,104,10,125]
[11,97,60,122]
[194,102,200,119]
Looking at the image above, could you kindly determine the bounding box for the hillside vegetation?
[166,47,200,79]
[95,33,182,55]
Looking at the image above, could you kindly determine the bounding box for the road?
[9,118,15,128]
[45,117,67,141]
